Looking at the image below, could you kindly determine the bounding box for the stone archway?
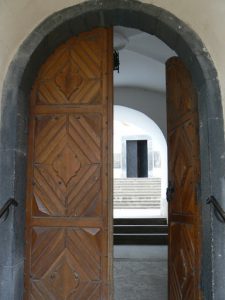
[0,1,224,299]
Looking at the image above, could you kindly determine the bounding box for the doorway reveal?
[113,26,171,299]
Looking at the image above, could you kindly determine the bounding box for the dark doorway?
[126,140,148,177]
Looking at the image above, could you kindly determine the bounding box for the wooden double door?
[24,28,202,299]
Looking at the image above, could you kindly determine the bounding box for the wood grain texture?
[166,57,202,300]
[24,28,113,299]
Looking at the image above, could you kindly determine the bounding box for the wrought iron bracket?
[207,195,225,223]
[0,198,18,223]
[166,181,175,202]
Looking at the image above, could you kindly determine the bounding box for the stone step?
[115,202,160,204]
[114,199,160,203]
[114,199,161,201]
[114,178,161,209]
[114,180,161,182]
[115,203,160,205]
[114,182,160,184]
[113,218,168,245]
[114,218,167,225]
[115,207,160,209]
[115,198,160,200]
[114,201,161,203]
[114,186,161,189]
[115,204,160,206]
[114,229,168,234]
[114,180,161,183]
[114,188,161,190]
[114,234,168,245]
[114,184,160,186]
[114,183,161,185]
[114,191,161,193]
[114,189,161,191]
[114,205,160,208]
[114,178,161,181]
[115,191,160,193]
[115,203,160,206]
[114,186,161,188]
[114,192,161,195]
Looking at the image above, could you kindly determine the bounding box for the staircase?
[114,218,168,245]
[113,178,161,209]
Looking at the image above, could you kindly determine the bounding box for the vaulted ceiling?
[113,26,176,92]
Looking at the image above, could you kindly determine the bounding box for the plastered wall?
[0,0,225,117]
[114,87,167,137]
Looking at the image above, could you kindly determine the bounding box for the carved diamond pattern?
[181,168,196,214]
[35,34,103,105]
[167,64,193,125]
[167,58,201,300]
[55,61,83,99]
[45,256,80,299]
[172,129,191,186]
[31,227,102,299]
[52,145,81,186]
[170,224,195,300]
[32,114,102,217]
[174,152,189,187]
[26,28,110,300]
[170,123,197,214]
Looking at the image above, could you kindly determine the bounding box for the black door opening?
[126,140,148,178]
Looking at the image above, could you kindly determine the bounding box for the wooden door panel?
[30,229,102,299]
[170,223,196,300]
[32,113,102,217]
[35,32,104,105]
[169,121,199,215]
[24,28,113,299]
[167,57,201,300]
[166,59,197,128]
[31,227,102,275]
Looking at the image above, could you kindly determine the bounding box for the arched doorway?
[113,105,168,218]
[0,1,224,299]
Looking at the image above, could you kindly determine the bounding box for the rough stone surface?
[0,266,13,300]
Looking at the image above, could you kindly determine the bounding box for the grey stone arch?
[0,0,224,299]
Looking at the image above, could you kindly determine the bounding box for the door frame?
[0,1,224,299]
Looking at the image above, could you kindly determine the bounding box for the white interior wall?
[114,87,167,138]
[113,105,168,217]
[114,105,167,178]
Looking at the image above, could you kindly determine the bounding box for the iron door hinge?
[166,181,175,202]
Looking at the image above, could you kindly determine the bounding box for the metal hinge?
[166,181,175,202]
[0,198,18,223]
[207,195,225,223]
